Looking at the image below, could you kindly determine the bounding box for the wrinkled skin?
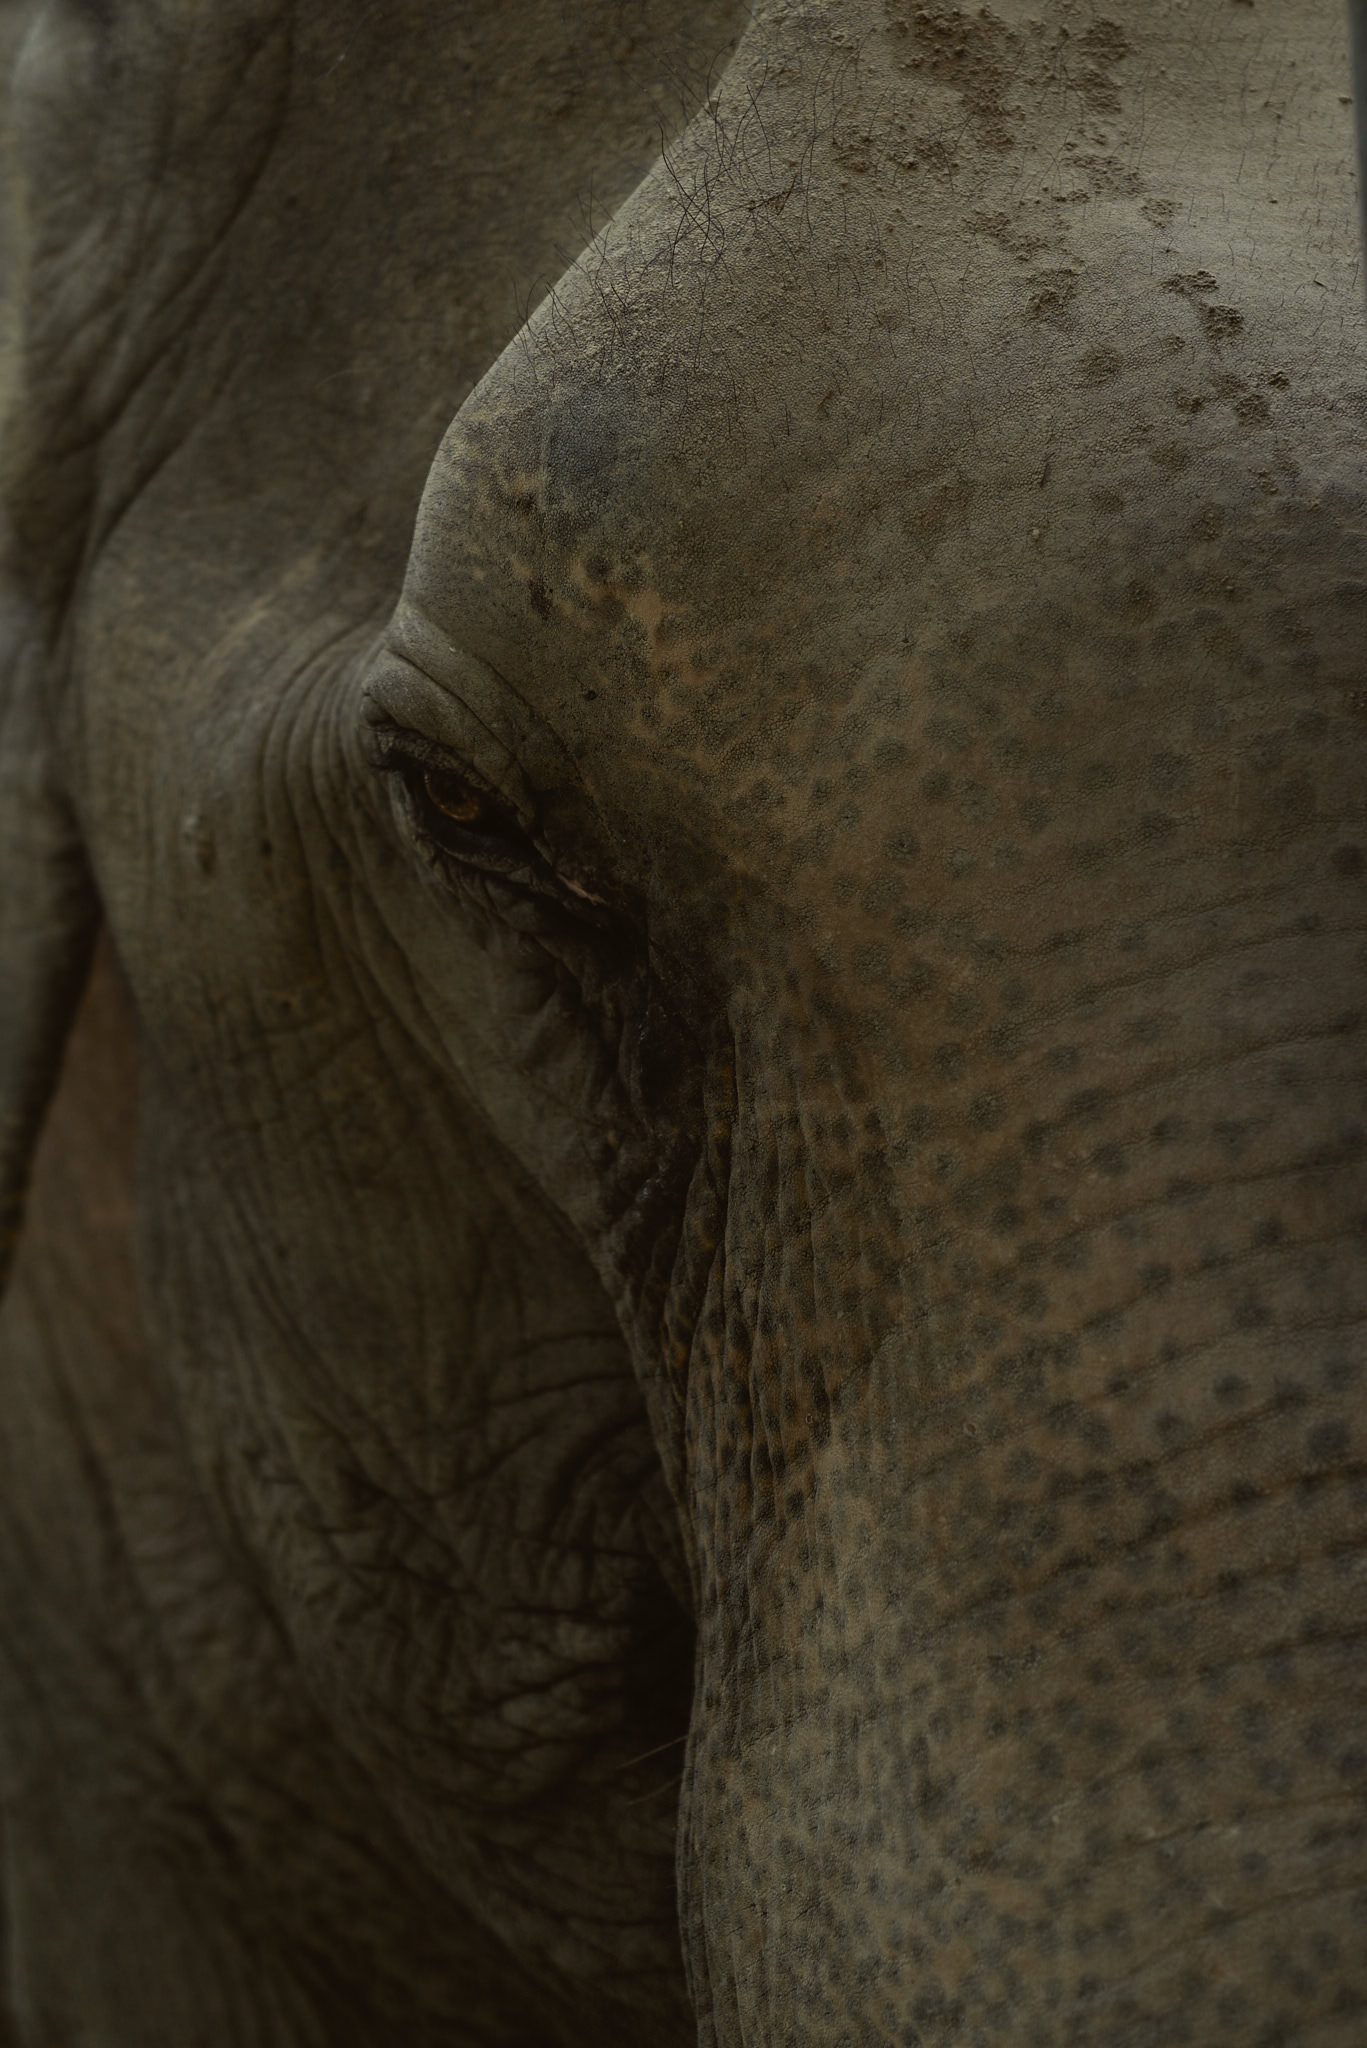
[1,1,1365,2043]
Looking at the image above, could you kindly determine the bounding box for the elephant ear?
[0,576,98,1295]
[1354,1,1367,289]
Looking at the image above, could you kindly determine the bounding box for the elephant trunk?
[674,873,1367,2043]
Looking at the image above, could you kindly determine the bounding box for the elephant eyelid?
[364,716,520,813]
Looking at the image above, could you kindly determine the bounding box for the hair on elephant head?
[0,2,1365,2044]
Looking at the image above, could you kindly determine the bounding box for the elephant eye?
[367,720,615,917]
[400,758,531,864]
[423,767,496,830]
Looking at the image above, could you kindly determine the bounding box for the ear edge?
[0,610,100,1299]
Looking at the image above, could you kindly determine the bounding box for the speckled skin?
[0,2,1364,2043]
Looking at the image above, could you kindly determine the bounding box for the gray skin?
[1,0,1365,2042]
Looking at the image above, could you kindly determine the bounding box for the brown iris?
[423,768,485,824]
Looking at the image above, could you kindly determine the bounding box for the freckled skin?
[1,2,1365,2045]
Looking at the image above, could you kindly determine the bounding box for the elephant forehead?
[401,6,1364,927]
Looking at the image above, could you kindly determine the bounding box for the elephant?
[1,0,1365,2040]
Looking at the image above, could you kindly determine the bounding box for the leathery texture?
[0,0,1363,2043]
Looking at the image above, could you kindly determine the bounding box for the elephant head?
[1,1,1365,2043]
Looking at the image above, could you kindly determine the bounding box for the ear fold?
[0,583,98,1296]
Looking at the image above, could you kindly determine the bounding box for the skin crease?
[0,1,1364,2045]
